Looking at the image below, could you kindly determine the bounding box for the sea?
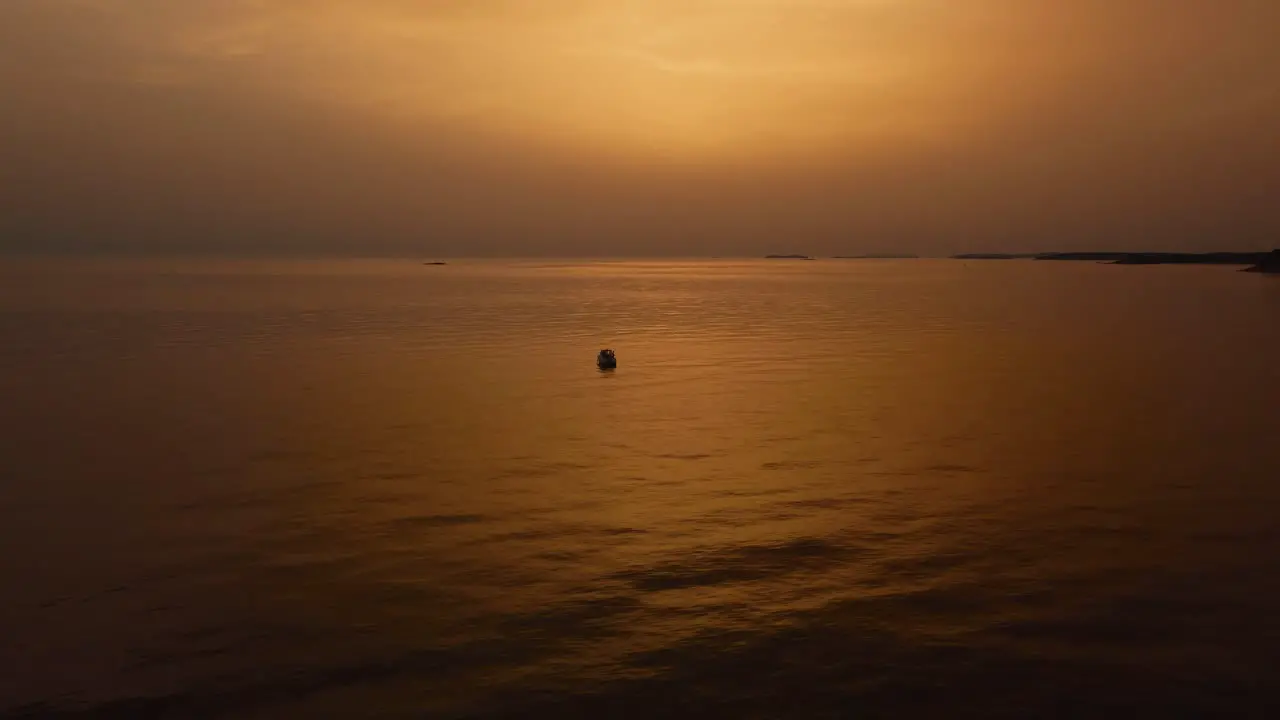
[1,257,1278,718]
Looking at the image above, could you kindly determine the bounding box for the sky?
[2,0,1278,257]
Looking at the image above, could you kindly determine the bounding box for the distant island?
[951,250,1279,268]
[833,253,919,259]
[1037,252,1269,265]
[1243,250,1280,273]
[764,254,813,260]
[423,261,447,266]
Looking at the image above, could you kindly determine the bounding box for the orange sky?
[2,0,1278,256]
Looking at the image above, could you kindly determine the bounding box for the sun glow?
[296,1,962,161]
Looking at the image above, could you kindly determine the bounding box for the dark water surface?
[1,258,1279,718]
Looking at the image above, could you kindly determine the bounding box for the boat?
[597,348,617,369]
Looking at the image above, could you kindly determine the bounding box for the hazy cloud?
[2,0,1278,255]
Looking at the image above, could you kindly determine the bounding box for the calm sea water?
[1,258,1278,718]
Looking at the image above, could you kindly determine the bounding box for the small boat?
[597,348,617,369]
